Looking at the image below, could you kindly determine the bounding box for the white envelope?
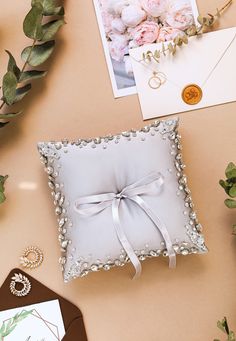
[129,27,236,119]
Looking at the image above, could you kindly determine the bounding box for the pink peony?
[101,9,114,33]
[131,21,160,46]
[121,4,147,27]
[157,26,185,42]
[164,1,194,30]
[140,0,168,17]
[107,0,140,15]
[111,18,127,33]
[109,34,129,62]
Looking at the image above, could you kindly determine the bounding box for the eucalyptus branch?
[141,0,233,63]
[0,0,65,127]
[214,317,236,341]
[0,310,33,339]
[219,162,236,233]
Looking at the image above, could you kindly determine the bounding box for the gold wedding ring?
[148,72,166,90]
[182,84,203,105]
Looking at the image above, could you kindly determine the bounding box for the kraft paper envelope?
[129,27,236,119]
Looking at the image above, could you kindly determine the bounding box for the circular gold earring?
[20,246,44,270]
[10,273,31,297]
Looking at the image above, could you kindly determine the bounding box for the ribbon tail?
[112,199,142,279]
[130,196,176,269]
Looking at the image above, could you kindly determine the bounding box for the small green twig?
[214,317,236,341]
[219,162,236,232]
[0,310,33,338]
[141,0,232,64]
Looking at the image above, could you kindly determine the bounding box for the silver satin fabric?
[74,172,176,278]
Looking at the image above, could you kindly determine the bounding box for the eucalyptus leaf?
[0,122,9,128]
[186,25,197,36]
[42,0,64,16]
[0,192,6,204]
[229,331,236,341]
[217,320,227,333]
[32,0,64,16]
[2,71,18,105]
[225,162,236,179]
[197,15,204,24]
[5,50,21,80]
[0,111,23,119]
[19,70,47,82]
[14,84,32,103]
[219,179,228,191]
[229,185,236,198]
[182,34,188,44]
[154,50,160,59]
[168,43,173,53]
[225,199,236,209]
[41,19,65,41]
[43,5,64,16]
[23,3,43,40]
[21,40,55,67]
[0,175,8,204]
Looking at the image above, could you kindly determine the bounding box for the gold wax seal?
[182,84,203,105]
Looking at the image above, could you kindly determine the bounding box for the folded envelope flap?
[129,27,236,118]
[62,317,88,341]
[130,27,236,88]
[0,269,86,339]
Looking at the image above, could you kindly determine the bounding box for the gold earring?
[10,273,31,297]
[20,246,44,270]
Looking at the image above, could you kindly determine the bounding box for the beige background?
[0,1,236,340]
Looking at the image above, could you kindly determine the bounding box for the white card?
[0,300,65,340]
[129,27,236,119]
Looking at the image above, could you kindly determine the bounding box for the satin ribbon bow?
[74,172,176,279]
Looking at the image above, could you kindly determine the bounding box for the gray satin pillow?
[38,118,207,282]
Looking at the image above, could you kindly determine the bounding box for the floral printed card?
[0,300,65,340]
[93,0,199,97]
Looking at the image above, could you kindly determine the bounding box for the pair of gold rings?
[148,71,166,89]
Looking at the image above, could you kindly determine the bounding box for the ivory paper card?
[129,27,236,119]
[0,300,65,340]
[93,0,199,98]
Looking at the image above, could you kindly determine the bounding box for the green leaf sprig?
[0,310,33,339]
[214,317,236,341]
[0,0,65,127]
[219,162,236,233]
[0,175,8,205]
[141,0,232,63]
